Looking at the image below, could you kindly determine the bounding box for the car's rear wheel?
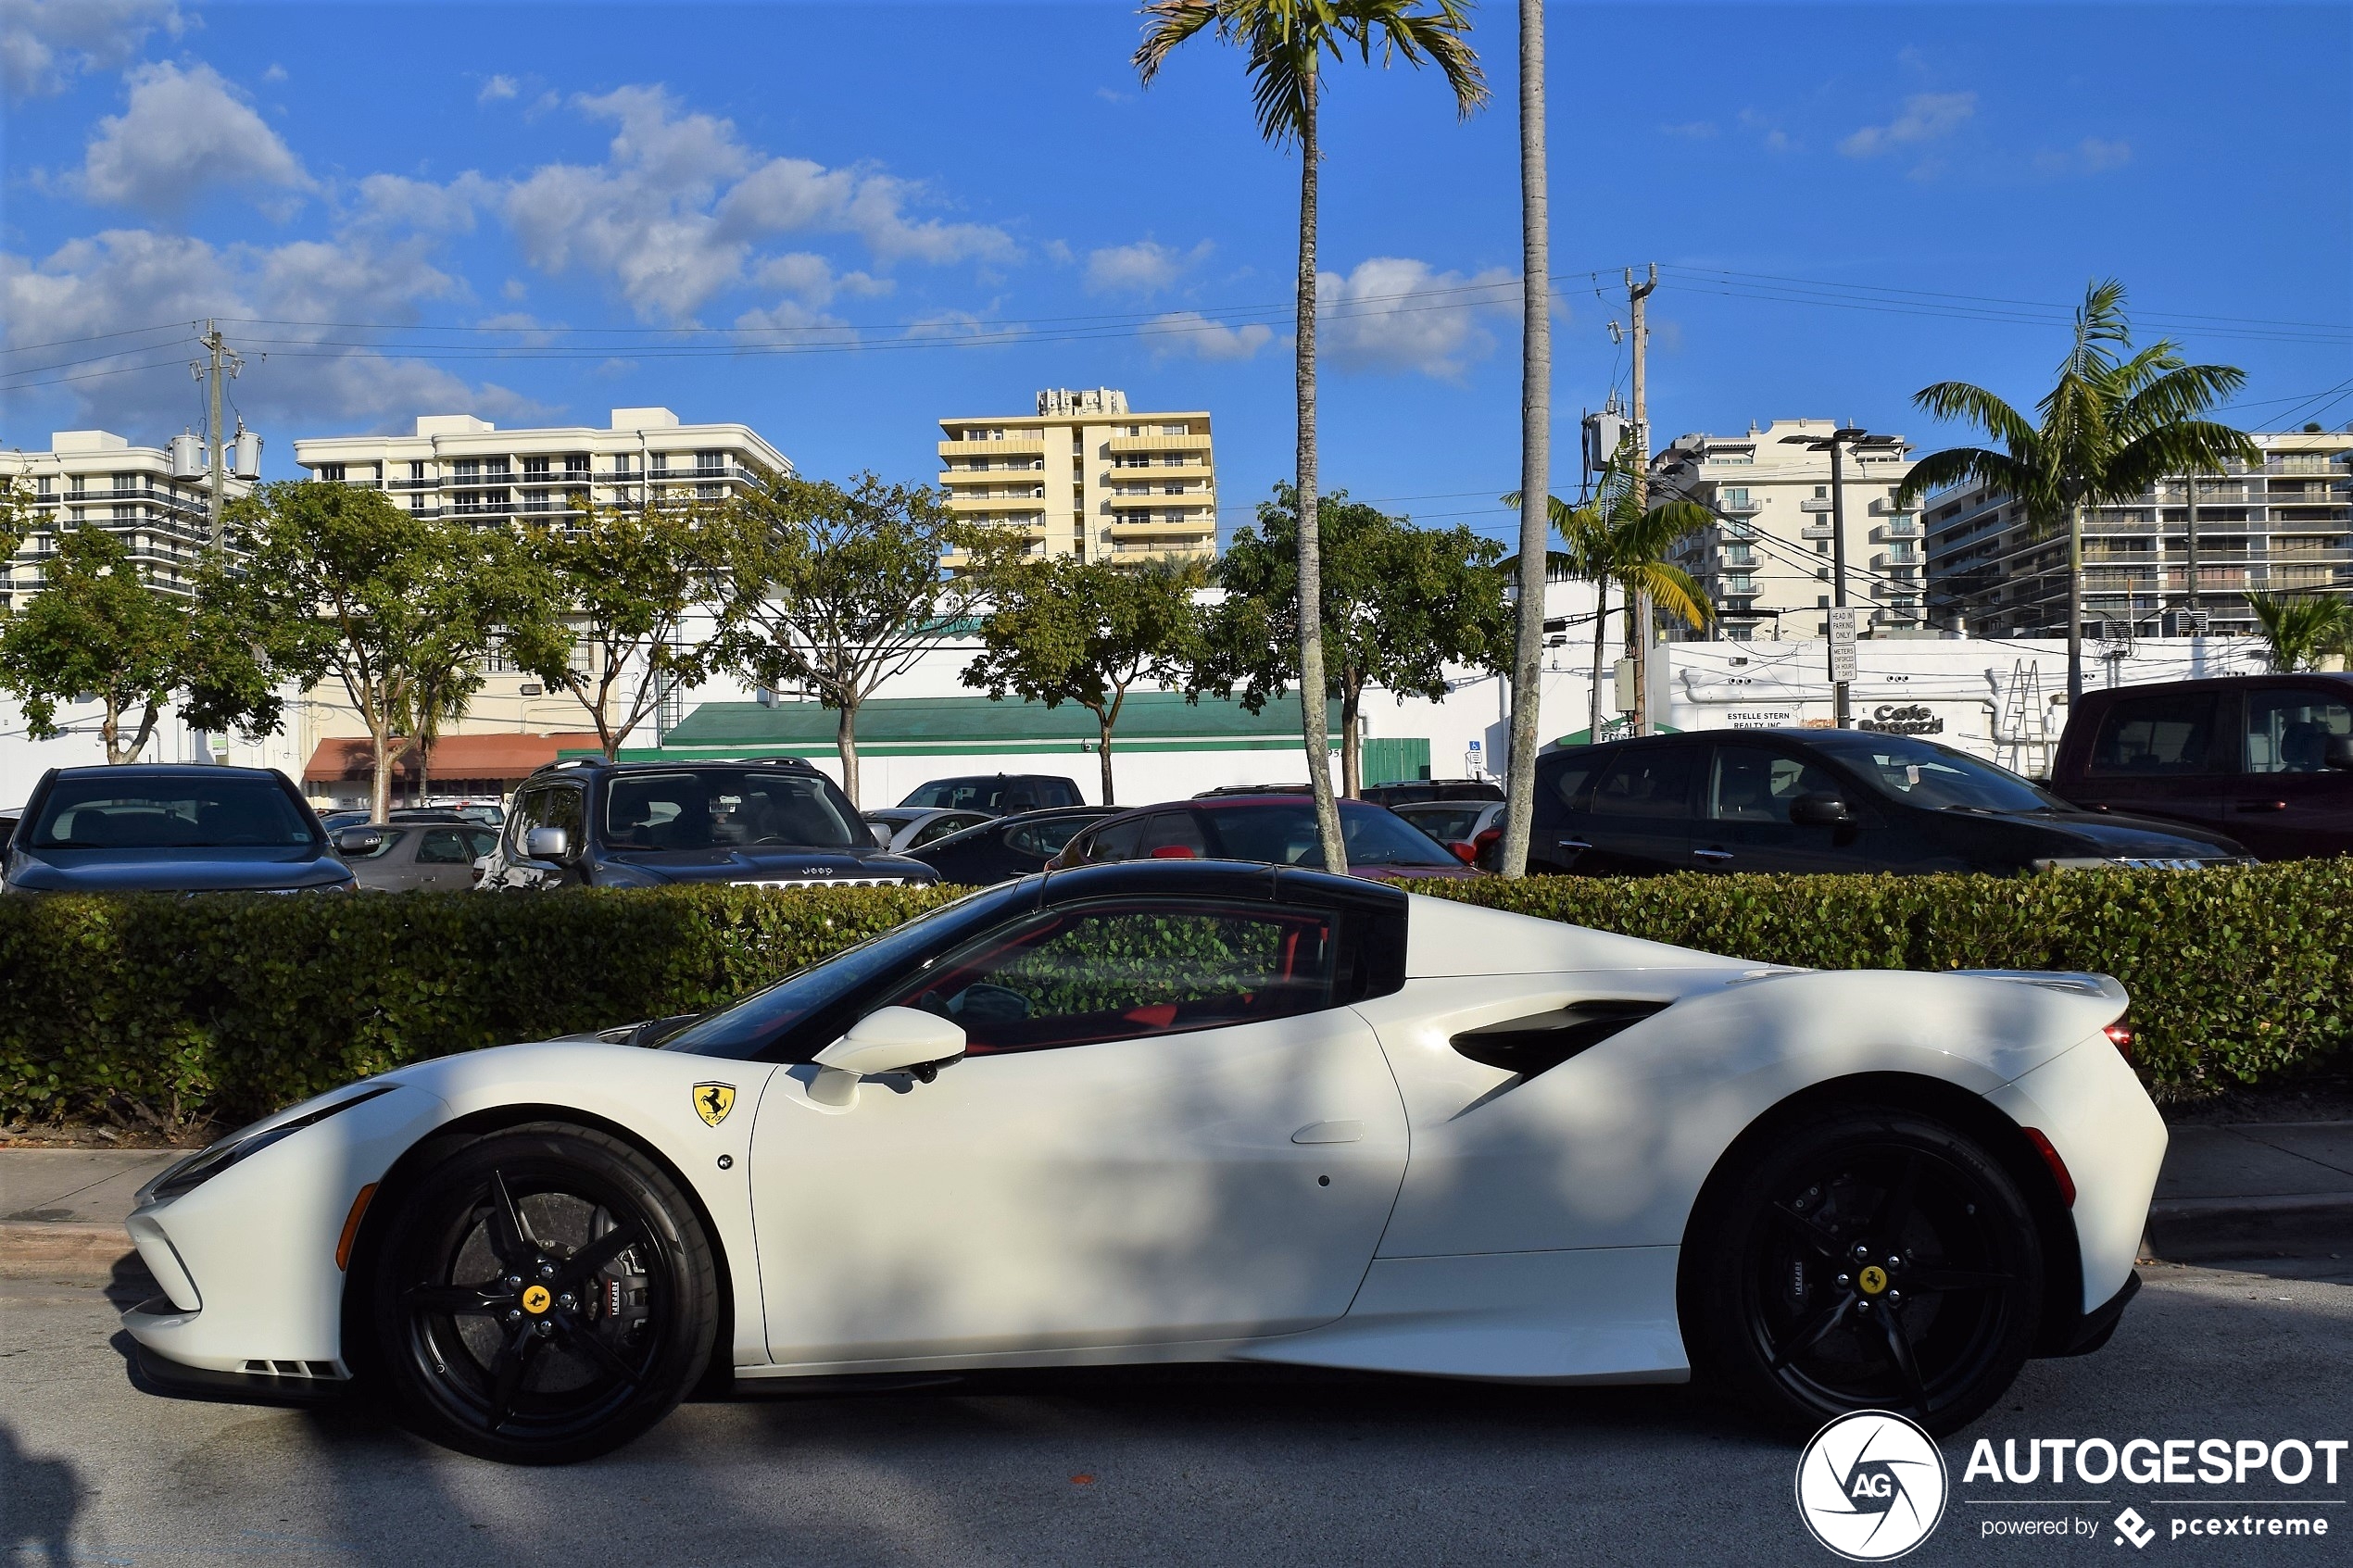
[370,1123,717,1463]
[1680,1105,2043,1436]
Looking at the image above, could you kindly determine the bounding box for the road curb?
[2145,1193,2353,1261]
[0,1219,134,1269]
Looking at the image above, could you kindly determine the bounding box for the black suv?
[1526,729,2251,876]
[477,759,938,891]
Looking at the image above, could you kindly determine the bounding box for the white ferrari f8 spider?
[121,860,2164,1462]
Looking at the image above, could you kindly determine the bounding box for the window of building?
[69,475,86,495]
[1816,539,1830,556]
[319,463,346,483]
[1814,485,1828,498]
[410,461,430,482]
[484,458,511,478]
[698,483,722,499]
[695,450,724,476]
[522,491,549,513]
[453,459,481,481]
[564,454,590,477]
[1161,423,1188,435]
[650,453,671,476]
[35,476,53,497]
[523,456,551,477]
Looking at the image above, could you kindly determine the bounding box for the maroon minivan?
[2049,673,2353,859]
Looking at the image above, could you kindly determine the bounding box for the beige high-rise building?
[937,387,1214,567]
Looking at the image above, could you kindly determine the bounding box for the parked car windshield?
[660,883,1030,1060]
[28,776,317,849]
[605,770,865,851]
[1810,734,2067,813]
[1208,802,1459,867]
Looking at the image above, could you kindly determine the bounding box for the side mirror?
[524,825,570,860]
[872,822,894,847]
[1790,793,1853,827]
[333,827,383,854]
[814,1006,968,1081]
[2327,734,2353,771]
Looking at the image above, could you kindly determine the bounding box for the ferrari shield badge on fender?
[692,1083,736,1127]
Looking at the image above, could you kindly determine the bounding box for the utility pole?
[1781,425,1876,728]
[194,319,243,558]
[1626,263,1656,735]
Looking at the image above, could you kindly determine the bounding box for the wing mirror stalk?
[808,1006,968,1106]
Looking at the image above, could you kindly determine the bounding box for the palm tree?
[1896,279,2257,704]
[1498,0,1549,877]
[1137,0,1484,873]
[1509,443,1715,745]
[2246,592,2352,672]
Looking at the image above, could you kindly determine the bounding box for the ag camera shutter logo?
[1795,1410,1948,1561]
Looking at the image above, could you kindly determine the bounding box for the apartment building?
[290,407,791,527]
[1924,428,2353,638]
[0,430,257,612]
[936,387,1214,567]
[1652,418,1923,641]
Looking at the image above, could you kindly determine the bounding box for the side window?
[343,829,404,861]
[542,785,585,850]
[879,901,1338,1055]
[1045,779,1082,808]
[1136,810,1209,858]
[911,812,981,848]
[465,829,501,860]
[1086,816,1146,863]
[506,788,547,853]
[416,828,474,864]
[1543,760,1597,814]
[2088,693,2220,775]
[1591,746,1701,819]
[1707,746,1841,823]
[2245,688,2352,775]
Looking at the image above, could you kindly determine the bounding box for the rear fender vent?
[1450,1000,1671,1078]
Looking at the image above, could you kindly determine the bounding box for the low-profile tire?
[1680,1104,2044,1436]
[370,1123,717,1464]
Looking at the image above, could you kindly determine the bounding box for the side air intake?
[1450,1000,1670,1078]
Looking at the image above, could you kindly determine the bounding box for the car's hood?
[4,846,348,893]
[2011,810,2250,859]
[604,847,936,883]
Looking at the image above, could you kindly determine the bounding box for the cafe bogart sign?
[1857,703,1944,736]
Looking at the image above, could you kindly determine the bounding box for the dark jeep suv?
[477,759,938,891]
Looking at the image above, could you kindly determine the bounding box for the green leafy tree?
[963,557,1207,806]
[712,470,1012,806]
[2246,592,2352,673]
[1137,0,1485,872]
[527,496,728,759]
[0,475,32,570]
[1895,279,2258,702]
[1198,484,1509,797]
[0,524,278,763]
[1511,439,1716,747]
[221,482,564,820]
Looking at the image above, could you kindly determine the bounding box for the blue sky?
[4,1,2348,549]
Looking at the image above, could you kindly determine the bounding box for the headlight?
[144,1085,396,1203]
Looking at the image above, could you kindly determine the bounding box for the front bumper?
[128,1324,350,1407]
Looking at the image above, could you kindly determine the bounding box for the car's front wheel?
[1680,1105,2044,1436]
[370,1123,718,1463]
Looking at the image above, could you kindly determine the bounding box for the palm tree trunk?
[1500,0,1548,879]
[2066,498,2084,704]
[836,698,862,807]
[1590,579,1608,743]
[1294,69,1345,872]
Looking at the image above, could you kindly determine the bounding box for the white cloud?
[500,84,1014,320]
[349,170,493,233]
[1145,311,1272,362]
[0,226,544,435]
[2034,136,2133,177]
[1084,238,1213,296]
[478,73,518,104]
[750,251,891,307]
[82,61,312,217]
[1315,257,1516,379]
[1840,91,1976,157]
[0,0,180,101]
[903,309,1003,342]
[260,63,285,83]
[730,297,858,349]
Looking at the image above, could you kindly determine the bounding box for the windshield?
[660,883,1030,1060]
[605,769,864,851]
[30,775,317,849]
[1208,802,1459,868]
[901,778,1005,810]
[1812,734,2067,813]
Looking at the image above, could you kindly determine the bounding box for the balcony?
[1106,433,1213,456]
[1798,497,1835,513]
[1717,495,1762,515]
[1106,488,1213,511]
[1871,551,1921,571]
[946,492,1048,515]
[1870,521,1919,542]
[1105,541,1214,560]
[1107,516,1214,539]
[1800,522,1836,539]
[1867,496,1915,517]
[938,435,1046,460]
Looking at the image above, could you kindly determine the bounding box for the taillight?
[1447,841,1478,865]
[2103,1020,2134,1060]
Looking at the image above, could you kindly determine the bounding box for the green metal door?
[1360,737,1432,786]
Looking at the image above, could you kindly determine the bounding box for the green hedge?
[1420,862,2351,1098]
[2,865,2345,1131]
[0,884,962,1132]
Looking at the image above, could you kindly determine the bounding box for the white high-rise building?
[1653,418,1924,640]
[0,430,258,611]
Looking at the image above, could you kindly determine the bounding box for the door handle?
[1692,847,1734,862]
[2234,800,2287,812]
[1557,839,1592,853]
[1291,1120,1365,1145]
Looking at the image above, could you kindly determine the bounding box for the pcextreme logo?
[1795,1410,1950,1562]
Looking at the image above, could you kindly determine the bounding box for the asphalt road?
[4,1245,2348,1568]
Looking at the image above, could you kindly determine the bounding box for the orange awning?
[302,733,603,784]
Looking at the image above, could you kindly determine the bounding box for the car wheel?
[370,1123,718,1464]
[1680,1105,2043,1436]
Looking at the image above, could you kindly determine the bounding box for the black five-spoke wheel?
[1681,1105,2045,1436]
[369,1123,718,1463]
